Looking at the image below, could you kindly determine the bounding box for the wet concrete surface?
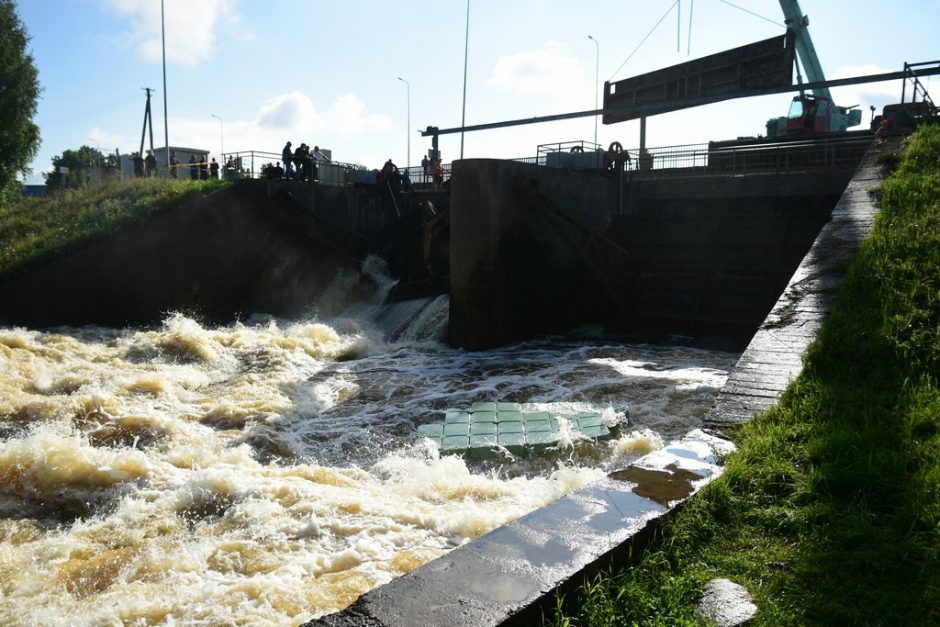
[707,135,904,426]
[308,430,734,627]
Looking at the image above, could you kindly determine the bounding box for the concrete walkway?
[707,134,905,426]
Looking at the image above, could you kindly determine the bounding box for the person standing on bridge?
[312,145,329,182]
[282,141,293,179]
[433,158,443,190]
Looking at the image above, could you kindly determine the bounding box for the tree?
[0,0,41,204]
[44,146,109,190]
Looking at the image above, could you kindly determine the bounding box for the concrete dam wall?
[0,185,353,328]
[448,157,862,350]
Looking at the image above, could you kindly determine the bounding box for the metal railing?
[222,132,872,189]
[521,133,874,177]
[221,150,453,189]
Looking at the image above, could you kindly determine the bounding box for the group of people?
[131,151,159,178]
[184,154,219,180]
[131,151,230,180]
[420,154,445,190]
[281,141,330,182]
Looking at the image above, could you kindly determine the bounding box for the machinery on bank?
[764,0,862,137]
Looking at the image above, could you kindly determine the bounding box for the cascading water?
[0,257,737,625]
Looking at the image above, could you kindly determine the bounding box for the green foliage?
[0,0,41,205]
[43,145,120,190]
[549,126,940,626]
[0,177,227,282]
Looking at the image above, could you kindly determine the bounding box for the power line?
[718,0,782,27]
[42,91,140,126]
[609,1,680,82]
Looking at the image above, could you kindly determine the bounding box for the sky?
[16,0,940,183]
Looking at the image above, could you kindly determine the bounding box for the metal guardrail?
[521,133,874,177]
[221,150,453,189]
[222,133,872,188]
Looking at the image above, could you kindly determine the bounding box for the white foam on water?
[0,263,737,624]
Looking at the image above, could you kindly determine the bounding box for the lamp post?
[161,0,169,168]
[460,0,470,159]
[210,114,224,158]
[397,77,410,168]
[588,35,599,146]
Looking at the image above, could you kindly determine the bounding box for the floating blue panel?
[471,402,497,412]
[444,410,470,424]
[471,411,497,424]
[416,424,444,438]
[443,422,470,436]
[442,435,470,450]
[497,421,523,434]
[470,422,497,435]
[469,434,498,447]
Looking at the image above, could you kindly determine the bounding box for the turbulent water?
[0,259,737,625]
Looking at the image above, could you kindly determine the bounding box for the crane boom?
[779,0,831,98]
[765,0,860,136]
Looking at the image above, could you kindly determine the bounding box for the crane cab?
[766,94,862,137]
[785,94,831,133]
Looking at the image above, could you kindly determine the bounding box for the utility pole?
[139,87,155,158]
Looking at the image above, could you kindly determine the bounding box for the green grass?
[549,125,940,626]
[0,177,227,282]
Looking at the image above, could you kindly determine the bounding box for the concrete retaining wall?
[449,160,858,350]
[0,185,349,327]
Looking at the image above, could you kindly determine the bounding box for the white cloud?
[102,92,393,163]
[829,64,906,114]
[251,92,391,136]
[486,42,590,108]
[103,0,246,67]
[86,127,125,153]
[255,92,317,129]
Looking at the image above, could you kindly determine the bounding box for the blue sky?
[18,0,940,183]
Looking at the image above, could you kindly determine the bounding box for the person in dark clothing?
[282,141,293,179]
[294,143,308,181]
[144,151,157,177]
[189,155,198,180]
[199,155,209,180]
[169,152,179,178]
[209,158,219,179]
[132,152,144,178]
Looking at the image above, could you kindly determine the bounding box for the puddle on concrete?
[609,463,702,506]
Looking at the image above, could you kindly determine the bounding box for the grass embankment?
[551,125,940,626]
[0,177,227,283]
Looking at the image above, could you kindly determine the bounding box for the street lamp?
[460,0,470,159]
[210,114,224,158]
[161,0,169,168]
[397,77,411,168]
[588,35,599,146]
